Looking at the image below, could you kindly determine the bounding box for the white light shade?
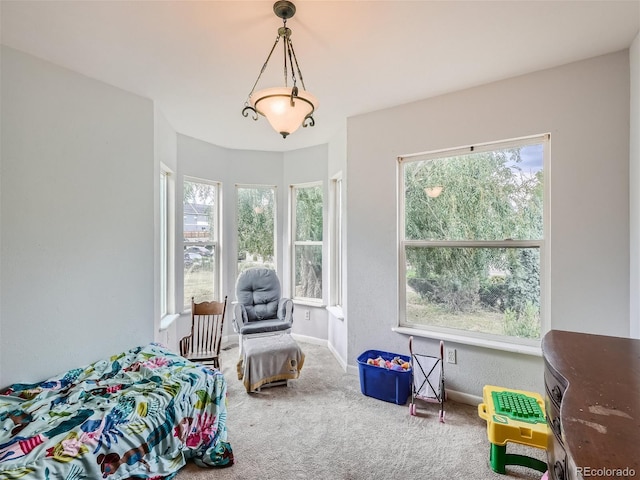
[250,87,318,138]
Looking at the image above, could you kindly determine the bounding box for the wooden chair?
[179,296,227,369]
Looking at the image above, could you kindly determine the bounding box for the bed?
[0,343,233,479]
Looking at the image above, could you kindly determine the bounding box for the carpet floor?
[176,340,547,480]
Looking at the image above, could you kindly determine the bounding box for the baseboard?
[326,343,348,372]
[293,334,348,372]
[445,389,482,406]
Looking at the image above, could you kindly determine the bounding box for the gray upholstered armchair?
[232,267,294,349]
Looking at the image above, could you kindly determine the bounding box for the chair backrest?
[189,296,227,357]
[236,268,281,322]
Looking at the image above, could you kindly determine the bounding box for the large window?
[236,185,276,273]
[183,177,220,308]
[399,135,547,344]
[291,182,323,302]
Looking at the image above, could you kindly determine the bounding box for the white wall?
[0,47,155,387]
[155,108,178,174]
[346,51,631,397]
[630,32,640,339]
[154,107,178,347]
[0,50,3,384]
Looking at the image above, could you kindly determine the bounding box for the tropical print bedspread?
[0,343,233,479]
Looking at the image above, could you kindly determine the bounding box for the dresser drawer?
[545,393,563,444]
[547,435,570,480]
[544,366,567,409]
[544,358,570,479]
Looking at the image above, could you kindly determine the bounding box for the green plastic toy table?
[478,385,548,474]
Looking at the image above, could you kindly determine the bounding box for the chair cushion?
[237,318,291,335]
[236,268,281,322]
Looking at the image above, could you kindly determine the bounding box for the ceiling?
[2,1,639,152]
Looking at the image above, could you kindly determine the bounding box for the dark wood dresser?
[541,330,640,480]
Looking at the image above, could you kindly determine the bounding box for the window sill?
[326,305,344,320]
[392,326,542,357]
[293,299,325,308]
[159,313,180,331]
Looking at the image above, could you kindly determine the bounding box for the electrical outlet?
[446,348,457,364]
[304,310,310,320]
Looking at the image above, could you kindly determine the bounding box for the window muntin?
[236,185,276,273]
[291,183,323,302]
[399,136,546,343]
[183,177,220,308]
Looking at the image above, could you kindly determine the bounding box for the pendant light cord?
[245,33,282,104]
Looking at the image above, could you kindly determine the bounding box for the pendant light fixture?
[242,1,318,138]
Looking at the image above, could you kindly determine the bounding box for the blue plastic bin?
[357,349,412,405]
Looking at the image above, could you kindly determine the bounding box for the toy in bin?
[408,336,446,422]
[366,355,411,372]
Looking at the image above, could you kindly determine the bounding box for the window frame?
[397,134,549,350]
[182,176,222,309]
[290,181,324,305]
[330,173,344,310]
[159,164,175,319]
